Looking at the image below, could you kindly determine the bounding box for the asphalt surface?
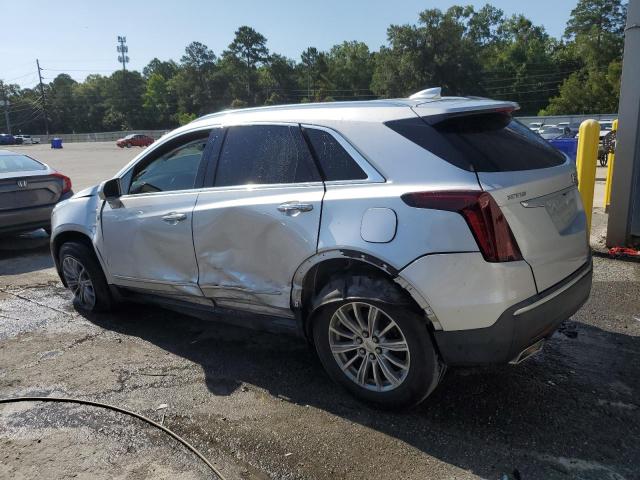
[0,142,638,479]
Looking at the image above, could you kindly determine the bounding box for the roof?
[188,96,518,130]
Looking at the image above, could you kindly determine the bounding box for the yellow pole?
[576,119,600,233]
[604,119,618,211]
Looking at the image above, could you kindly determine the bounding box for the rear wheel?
[312,277,441,409]
[59,242,112,312]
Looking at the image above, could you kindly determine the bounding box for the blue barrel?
[50,137,63,149]
[548,138,577,162]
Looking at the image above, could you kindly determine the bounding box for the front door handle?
[277,202,314,216]
[161,212,187,224]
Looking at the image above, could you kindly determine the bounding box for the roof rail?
[408,87,442,100]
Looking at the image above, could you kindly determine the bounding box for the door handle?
[277,202,314,215]
[161,212,187,224]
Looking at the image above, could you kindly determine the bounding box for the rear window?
[0,154,46,173]
[385,112,565,172]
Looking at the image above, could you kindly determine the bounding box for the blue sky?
[2,0,578,87]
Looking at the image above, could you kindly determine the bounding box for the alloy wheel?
[328,302,410,392]
[62,256,96,309]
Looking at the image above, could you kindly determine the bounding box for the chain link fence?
[37,129,168,144]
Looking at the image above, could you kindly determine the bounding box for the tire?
[311,276,441,409]
[126,142,131,148]
[59,241,113,312]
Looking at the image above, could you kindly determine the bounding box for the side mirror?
[98,178,122,201]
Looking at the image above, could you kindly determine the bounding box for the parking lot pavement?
[11,141,142,190]
[1,145,639,479]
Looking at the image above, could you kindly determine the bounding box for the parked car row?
[0,134,41,145]
[527,119,616,166]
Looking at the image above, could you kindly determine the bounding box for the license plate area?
[521,186,578,234]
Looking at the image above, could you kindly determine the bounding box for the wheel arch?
[51,228,103,287]
[291,249,438,339]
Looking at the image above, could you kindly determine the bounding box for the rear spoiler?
[413,102,519,126]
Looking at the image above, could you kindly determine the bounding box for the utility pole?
[1,84,10,134]
[36,59,49,135]
[117,36,129,73]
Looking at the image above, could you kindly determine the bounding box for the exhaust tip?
[509,339,545,365]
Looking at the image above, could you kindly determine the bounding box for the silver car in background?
[50,91,592,408]
[0,150,73,236]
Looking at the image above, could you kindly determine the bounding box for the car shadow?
[82,278,640,479]
[0,230,54,275]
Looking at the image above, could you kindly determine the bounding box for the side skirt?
[114,287,300,337]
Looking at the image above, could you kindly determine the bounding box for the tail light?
[401,190,522,262]
[52,172,72,194]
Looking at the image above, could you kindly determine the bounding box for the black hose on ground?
[0,396,227,480]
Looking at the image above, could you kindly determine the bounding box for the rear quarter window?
[385,112,565,172]
[302,128,367,181]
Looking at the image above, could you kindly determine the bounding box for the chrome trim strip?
[200,284,282,296]
[113,274,196,286]
[513,266,591,316]
[520,185,576,208]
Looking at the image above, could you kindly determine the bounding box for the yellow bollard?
[575,119,600,234]
[604,119,618,211]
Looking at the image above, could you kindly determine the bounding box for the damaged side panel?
[192,183,325,314]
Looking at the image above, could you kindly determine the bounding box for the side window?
[129,132,210,194]
[214,125,320,187]
[303,128,367,181]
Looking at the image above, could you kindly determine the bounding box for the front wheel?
[59,242,113,312]
[312,285,441,409]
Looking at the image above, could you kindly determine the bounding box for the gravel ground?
[0,143,638,479]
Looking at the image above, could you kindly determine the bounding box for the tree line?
[0,0,627,134]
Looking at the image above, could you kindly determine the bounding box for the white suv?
[51,91,592,408]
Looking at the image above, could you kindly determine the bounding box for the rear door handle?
[161,212,187,224]
[277,202,314,215]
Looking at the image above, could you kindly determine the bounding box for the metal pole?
[607,0,640,247]
[2,87,10,134]
[36,59,49,135]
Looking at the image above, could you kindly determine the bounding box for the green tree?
[542,0,626,114]
[174,41,222,116]
[326,41,375,99]
[48,74,77,132]
[143,58,179,80]
[223,26,269,103]
[73,74,108,132]
[298,47,331,101]
[102,70,146,130]
[143,73,177,128]
[371,6,486,98]
[258,54,297,104]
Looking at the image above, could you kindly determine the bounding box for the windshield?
[0,154,47,173]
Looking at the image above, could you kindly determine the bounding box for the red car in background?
[116,134,154,148]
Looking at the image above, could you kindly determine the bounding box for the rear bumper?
[434,260,592,366]
[0,191,73,234]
